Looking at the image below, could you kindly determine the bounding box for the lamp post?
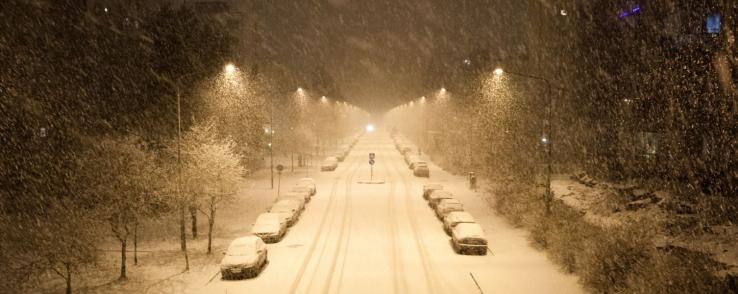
[494,67,555,215]
[153,74,189,271]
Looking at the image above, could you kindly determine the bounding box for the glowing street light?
[492,65,557,214]
[440,87,447,94]
[320,96,328,103]
[366,124,375,133]
[224,63,236,75]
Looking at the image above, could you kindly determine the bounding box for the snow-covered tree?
[78,135,164,281]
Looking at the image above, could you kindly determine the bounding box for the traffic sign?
[276,164,284,172]
[369,153,375,160]
[369,159,375,165]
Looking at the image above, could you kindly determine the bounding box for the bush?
[625,247,732,294]
[578,225,651,293]
[490,181,732,293]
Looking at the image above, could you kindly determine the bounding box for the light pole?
[494,67,556,215]
[154,74,190,271]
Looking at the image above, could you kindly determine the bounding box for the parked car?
[269,200,301,226]
[290,186,313,201]
[443,211,475,235]
[334,152,346,162]
[428,190,453,209]
[414,162,430,177]
[321,156,339,171]
[451,223,488,255]
[423,184,444,200]
[251,213,287,243]
[296,178,316,195]
[220,236,268,279]
[435,198,464,220]
[400,146,413,155]
[405,155,421,167]
[276,195,305,212]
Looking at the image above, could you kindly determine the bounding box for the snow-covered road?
[197,132,583,294]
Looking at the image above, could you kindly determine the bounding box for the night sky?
[249,0,526,112]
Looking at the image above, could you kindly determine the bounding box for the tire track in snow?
[386,150,441,294]
[384,142,407,294]
[324,154,358,294]
[287,152,362,294]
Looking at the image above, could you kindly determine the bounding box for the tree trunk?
[180,204,189,270]
[133,221,138,265]
[65,263,71,294]
[190,205,198,239]
[119,239,127,281]
[180,205,186,251]
[207,206,215,254]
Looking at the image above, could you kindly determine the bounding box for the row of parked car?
[391,136,429,177]
[219,178,318,280]
[423,184,488,255]
[321,134,362,171]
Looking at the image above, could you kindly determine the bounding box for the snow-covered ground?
[69,132,582,293]
[194,131,582,294]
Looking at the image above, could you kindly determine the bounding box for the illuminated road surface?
[197,132,583,294]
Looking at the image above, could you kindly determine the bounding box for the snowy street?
[7,2,738,293]
[198,132,582,294]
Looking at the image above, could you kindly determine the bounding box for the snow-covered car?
[276,195,305,212]
[435,198,464,220]
[334,152,346,162]
[451,223,487,255]
[269,200,301,226]
[251,213,287,243]
[297,178,316,195]
[288,186,313,202]
[220,236,268,279]
[443,211,475,235]
[321,157,339,171]
[405,155,421,167]
[423,183,444,200]
[413,162,430,177]
[428,190,453,209]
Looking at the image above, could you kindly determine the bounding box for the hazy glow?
[494,68,504,76]
[366,124,375,132]
[225,63,236,74]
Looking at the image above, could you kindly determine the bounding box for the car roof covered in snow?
[229,235,260,247]
[429,190,453,200]
[292,186,312,192]
[439,198,462,206]
[298,177,315,183]
[277,195,304,203]
[423,183,443,190]
[453,223,486,240]
[325,156,338,162]
[271,200,299,211]
[255,212,280,224]
[284,191,308,198]
[445,211,475,223]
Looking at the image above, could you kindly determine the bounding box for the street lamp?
[494,66,555,215]
[224,63,236,75]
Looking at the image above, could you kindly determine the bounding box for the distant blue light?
[618,4,641,19]
[707,14,721,34]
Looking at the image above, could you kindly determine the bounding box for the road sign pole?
[371,165,373,181]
